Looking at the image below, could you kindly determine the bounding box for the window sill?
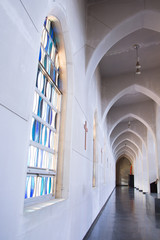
[24,198,65,214]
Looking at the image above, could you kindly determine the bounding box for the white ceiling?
[99,29,160,78]
[113,92,151,107]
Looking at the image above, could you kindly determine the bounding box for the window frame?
[24,17,63,205]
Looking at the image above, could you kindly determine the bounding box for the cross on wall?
[84,121,88,150]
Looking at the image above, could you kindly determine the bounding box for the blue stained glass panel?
[47,58,51,76]
[27,177,31,198]
[53,68,56,82]
[49,177,51,193]
[35,148,39,167]
[48,38,53,56]
[46,104,50,123]
[35,120,40,142]
[44,54,47,70]
[25,176,29,199]
[30,177,35,198]
[45,177,48,194]
[48,129,51,148]
[39,47,41,62]
[58,76,60,89]
[44,126,47,146]
[41,177,44,195]
[45,34,49,52]
[37,96,43,117]
[32,119,36,141]
[39,124,43,145]
[50,108,52,125]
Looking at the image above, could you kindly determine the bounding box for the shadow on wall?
[116,157,131,186]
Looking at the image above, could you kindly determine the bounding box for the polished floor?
[84,187,160,240]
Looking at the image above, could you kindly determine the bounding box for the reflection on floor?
[84,187,160,240]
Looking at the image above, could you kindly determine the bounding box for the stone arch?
[110,120,147,149]
[114,140,139,158]
[113,138,142,157]
[115,146,137,159]
[108,113,155,142]
[102,84,160,125]
[116,149,136,161]
[112,132,142,155]
[86,10,160,87]
[111,129,146,150]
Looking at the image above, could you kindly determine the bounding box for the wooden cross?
[84,121,88,150]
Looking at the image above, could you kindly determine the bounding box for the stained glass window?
[25,17,62,201]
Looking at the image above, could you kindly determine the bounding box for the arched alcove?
[116,157,132,186]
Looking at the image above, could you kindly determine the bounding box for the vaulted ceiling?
[86,0,160,163]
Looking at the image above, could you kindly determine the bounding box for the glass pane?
[26,17,62,201]
[55,54,59,69]
[31,118,40,143]
[28,146,38,167]
[51,45,56,62]
[25,176,36,199]
[48,38,53,56]
[33,92,39,115]
[36,70,44,93]
[46,81,51,101]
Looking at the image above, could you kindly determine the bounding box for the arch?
[47,4,74,199]
[114,140,139,158]
[112,133,142,156]
[110,120,147,149]
[112,131,144,153]
[117,154,133,165]
[116,156,132,186]
[116,149,136,161]
[102,84,160,125]
[86,10,160,87]
[108,113,155,142]
[115,145,137,159]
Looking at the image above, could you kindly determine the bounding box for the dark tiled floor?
[84,187,160,240]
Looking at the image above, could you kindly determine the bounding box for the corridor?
[84,187,160,240]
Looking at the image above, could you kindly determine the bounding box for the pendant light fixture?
[134,44,141,75]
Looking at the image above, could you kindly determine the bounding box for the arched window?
[24,17,62,202]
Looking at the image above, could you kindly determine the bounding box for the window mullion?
[29,140,56,154]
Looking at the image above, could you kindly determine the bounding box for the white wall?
[0,1,115,240]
